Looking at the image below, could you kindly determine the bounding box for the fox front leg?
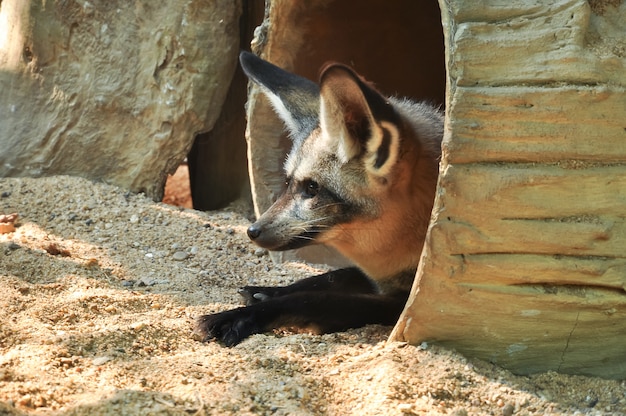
[197,291,407,346]
[238,267,377,305]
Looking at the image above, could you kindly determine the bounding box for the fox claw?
[238,286,276,305]
[253,292,271,301]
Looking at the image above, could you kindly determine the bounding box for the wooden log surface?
[448,0,623,86]
[392,0,626,378]
[447,86,626,163]
[399,274,626,377]
[433,253,626,289]
[443,165,626,218]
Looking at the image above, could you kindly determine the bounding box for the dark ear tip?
[239,50,257,68]
[239,50,253,61]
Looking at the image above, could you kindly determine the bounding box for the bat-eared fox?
[197,51,443,346]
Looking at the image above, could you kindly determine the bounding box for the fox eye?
[302,179,319,198]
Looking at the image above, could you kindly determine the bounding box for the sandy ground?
[0,175,625,416]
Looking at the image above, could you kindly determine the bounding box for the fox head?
[240,52,442,282]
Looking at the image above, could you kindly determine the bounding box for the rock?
[92,356,112,366]
[130,322,147,331]
[172,251,189,261]
[138,276,158,286]
[502,403,515,416]
[450,408,468,416]
[7,242,21,251]
[17,394,32,407]
[0,0,241,200]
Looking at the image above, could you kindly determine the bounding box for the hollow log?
[391,0,626,379]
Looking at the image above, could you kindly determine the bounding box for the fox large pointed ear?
[239,51,320,142]
[319,64,401,178]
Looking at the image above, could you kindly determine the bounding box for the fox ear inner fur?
[319,64,401,179]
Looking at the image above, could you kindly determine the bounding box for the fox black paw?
[196,309,261,347]
[238,286,278,305]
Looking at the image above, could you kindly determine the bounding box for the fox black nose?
[247,224,261,240]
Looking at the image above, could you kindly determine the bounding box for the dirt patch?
[1,176,625,415]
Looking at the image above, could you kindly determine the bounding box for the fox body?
[198,52,443,346]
